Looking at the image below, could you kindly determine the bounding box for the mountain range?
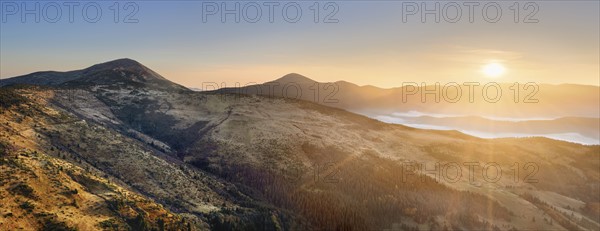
[1,59,599,230]
[216,74,600,145]
[216,73,600,119]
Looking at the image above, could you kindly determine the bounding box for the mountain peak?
[72,58,186,90]
[105,58,140,65]
[274,73,316,84]
[109,58,140,65]
[84,58,145,72]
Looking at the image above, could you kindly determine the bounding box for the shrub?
[0,89,28,108]
[19,201,35,213]
[41,216,76,231]
[98,218,121,230]
[10,183,36,199]
[0,140,10,157]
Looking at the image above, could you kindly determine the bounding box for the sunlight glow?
[482,62,506,78]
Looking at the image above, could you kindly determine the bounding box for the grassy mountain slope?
[1,60,598,230]
[0,88,199,230]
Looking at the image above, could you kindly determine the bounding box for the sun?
[482,62,506,78]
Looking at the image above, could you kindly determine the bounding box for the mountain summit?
[271,73,317,84]
[0,58,187,91]
[82,58,167,81]
[86,58,144,71]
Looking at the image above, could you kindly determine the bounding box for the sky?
[1,1,599,88]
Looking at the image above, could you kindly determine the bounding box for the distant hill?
[217,73,600,118]
[216,73,600,144]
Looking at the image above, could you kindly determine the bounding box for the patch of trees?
[9,183,37,199]
[40,214,76,231]
[204,151,513,230]
[0,140,9,157]
[0,88,28,108]
[521,193,589,231]
[110,102,209,151]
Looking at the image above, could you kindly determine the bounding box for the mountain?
[217,73,394,111]
[217,74,600,118]
[1,60,599,230]
[217,73,600,144]
[0,58,188,92]
[0,89,202,230]
[273,73,316,84]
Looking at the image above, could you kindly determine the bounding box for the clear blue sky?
[1,1,598,88]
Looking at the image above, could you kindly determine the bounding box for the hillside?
[1,59,599,230]
[216,73,600,144]
[0,88,200,230]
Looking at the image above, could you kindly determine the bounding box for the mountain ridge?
[1,59,599,230]
[4,59,600,90]
[217,73,600,118]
